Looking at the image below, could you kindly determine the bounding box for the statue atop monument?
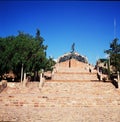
[71,42,75,53]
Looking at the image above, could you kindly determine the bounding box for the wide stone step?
[52,72,98,81]
[54,72,97,74]
[56,67,97,73]
[46,80,93,82]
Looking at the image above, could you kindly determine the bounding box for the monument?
[56,43,88,68]
[51,43,97,81]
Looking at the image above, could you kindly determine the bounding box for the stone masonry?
[0,81,120,122]
[52,58,97,81]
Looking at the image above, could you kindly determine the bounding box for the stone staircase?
[52,66,98,81]
[0,81,120,121]
[0,81,119,107]
[2,60,118,121]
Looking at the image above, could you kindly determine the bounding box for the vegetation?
[105,38,120,73]
[96,58,110,75]
[0,29,55,81]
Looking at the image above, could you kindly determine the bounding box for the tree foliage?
[104,38,120,72]
[0,29,55,79]
[45,56,56,71]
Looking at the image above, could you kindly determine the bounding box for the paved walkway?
[0,81,120,122]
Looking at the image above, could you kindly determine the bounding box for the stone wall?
[57,59,89,69]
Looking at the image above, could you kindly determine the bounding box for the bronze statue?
[71,43,75,53]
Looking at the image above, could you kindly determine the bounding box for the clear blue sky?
[0,1,120,65]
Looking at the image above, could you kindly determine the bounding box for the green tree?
[105,38,120,72]
[45,56,56,71]
[0,29,50,81]
[31,29,48,80]
[11,32,36,77]
[0,36,16,75]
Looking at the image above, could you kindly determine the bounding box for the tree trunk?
[34,71,38,81]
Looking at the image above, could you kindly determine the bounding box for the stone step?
[54,72,97,74]
[46,80,94,82]
[52,73,98,81]
[56,67,97,73]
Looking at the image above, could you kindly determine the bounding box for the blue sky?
[0,1,120,65]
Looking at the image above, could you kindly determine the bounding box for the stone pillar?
[117,71,119,81]
[21,63,23,83]
[117,71,120,88]
[0,80,7,93]
[52,69,54,79]
[23,73,28,87]
[39,70,44,90]
[24,73,26,81]
[100,71,102,81]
